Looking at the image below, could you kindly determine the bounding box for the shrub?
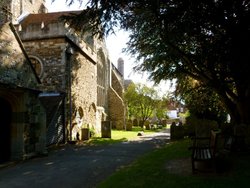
[185,116,219,137]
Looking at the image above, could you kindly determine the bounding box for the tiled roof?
[20,11,81,28]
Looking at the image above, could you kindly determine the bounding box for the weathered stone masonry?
[0,22,47,162]
[1,0,126,164]
[109,65,125,130]
[18,10,126,136]
[18,13,99,139]
[20,38,67,91]
[0,0,47,25]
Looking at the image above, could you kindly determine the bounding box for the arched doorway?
[0,97,12,163]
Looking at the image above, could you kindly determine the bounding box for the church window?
[97,48,107,107]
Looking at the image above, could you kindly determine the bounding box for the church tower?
[117,57,124,78]
[0,0,47,25]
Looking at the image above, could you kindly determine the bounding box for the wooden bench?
[191,130,221,173]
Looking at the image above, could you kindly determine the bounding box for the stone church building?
[0,0,125,163]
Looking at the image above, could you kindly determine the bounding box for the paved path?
[0,130,170,188]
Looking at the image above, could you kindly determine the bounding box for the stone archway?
[0,97,12,163]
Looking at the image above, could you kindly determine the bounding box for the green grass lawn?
[80,126,250,187]
[87,126,162,145]
[97,139,250,188]
[111,126,160,140]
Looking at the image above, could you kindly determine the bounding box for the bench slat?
[193,148,211,160]
[191,130,221,173]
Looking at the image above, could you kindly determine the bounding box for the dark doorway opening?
[0,97,12,163]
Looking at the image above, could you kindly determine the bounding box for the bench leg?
[191,159,196,173]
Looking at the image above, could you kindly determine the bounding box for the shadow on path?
[0,129,170,188]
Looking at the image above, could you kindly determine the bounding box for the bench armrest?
[191,136,211,148]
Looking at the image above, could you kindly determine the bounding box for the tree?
[124,83,160,126]
[175,76,227,124]
[66,0,250,126]
[155,98,167,121]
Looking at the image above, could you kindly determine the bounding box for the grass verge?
[86,127,162,145]
[97,139,250,188]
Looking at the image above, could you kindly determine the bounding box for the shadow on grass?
[97,139,250,188]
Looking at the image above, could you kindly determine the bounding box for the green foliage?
[155,97,169,120]
[179,110,190,119]
[71,0,250,125]
[176,77,227,124]
[89,127,96,137]
[185,115,219,137]
[124,83,162,124]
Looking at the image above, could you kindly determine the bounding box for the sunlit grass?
[86,126,164,145]
[111,127,159,140]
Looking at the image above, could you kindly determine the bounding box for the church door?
[0,97,12,163]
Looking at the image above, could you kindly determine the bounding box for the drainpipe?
[66,46,74,141]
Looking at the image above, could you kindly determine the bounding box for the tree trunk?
[231,94,250,124]
[227,100,250,125]
[215,86,250,126]
[223,97,250,150]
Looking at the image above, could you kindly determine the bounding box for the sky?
[45,0,173,95]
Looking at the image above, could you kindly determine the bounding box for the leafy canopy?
[176,76,227,123]
[69,0,249,88]
[66,0,250,124]
[124,83,163,123]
